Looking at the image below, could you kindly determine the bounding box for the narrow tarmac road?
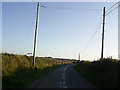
[28,64,96,88]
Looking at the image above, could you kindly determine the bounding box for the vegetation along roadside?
[74,58,120,88]
[2,53,72,88]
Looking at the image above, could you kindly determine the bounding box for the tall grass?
[2,53,72,88]
[74,58,120,88]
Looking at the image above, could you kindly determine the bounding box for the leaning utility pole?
[101,7,105,60]
[33,2,40,67]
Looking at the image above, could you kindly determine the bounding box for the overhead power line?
[41,2,120,13]
[22,9,36,55]
[106,2,120,16]
[48,7,101,11]
[40,5,101,11]
[81,18,102,54]
[106,2,119,13]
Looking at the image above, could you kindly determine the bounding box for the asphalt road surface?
[28,64,96,88]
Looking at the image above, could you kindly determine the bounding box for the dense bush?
[74,58,120,88]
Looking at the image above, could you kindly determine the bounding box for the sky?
[119,2,120,59]
[2,2,118,60]
[0,5,1,49]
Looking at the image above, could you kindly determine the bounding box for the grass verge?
[2,53,72,88]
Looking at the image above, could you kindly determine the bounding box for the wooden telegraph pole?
[78,53,80,61]
[101,7,105,60]
[33,2,40,67]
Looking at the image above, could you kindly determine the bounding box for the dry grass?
[2,53,72,88]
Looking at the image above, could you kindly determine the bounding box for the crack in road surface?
[28,64,96,88]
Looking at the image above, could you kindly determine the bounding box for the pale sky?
[2,2,118,60]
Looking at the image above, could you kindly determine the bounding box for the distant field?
[2,53,72,88]
[74,58,120,88]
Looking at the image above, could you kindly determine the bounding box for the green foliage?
[74,58,120,88]
[2,53,72,88]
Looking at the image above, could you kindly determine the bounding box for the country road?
[28,64,96,88]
